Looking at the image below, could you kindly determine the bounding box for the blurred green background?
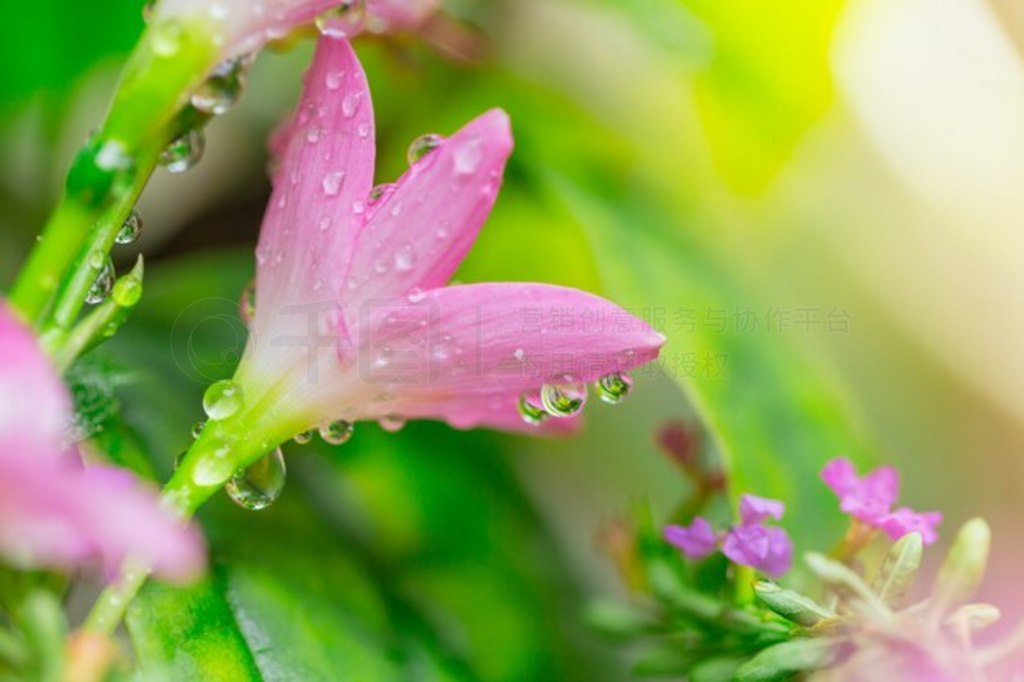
[4,0,1024,678]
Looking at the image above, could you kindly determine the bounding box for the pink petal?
[664,517,718,559]
[877,508,943,545]
[721,523,793,578]
[0,304,204,581]
[738,494,785,525]
[0,304,70,453]
[821,457,859,496]
[342,109,513,303]
[156,0,343,61]
[348,282,664,429]
[821,457,899,524]
[366,0,440,31]
[254,37,376,339]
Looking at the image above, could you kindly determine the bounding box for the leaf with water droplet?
[407,134,444,166]
[203,380,242,421]
[871,532,922,607]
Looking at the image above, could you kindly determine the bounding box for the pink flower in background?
[664,517,717,559]
[664,494,793,578]
[154,0,440,61]
[0,305,203,580]
[235,37,664,436]
[822,457,942,544]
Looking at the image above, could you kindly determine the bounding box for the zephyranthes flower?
[169,36,664,506]
[0,304,203,580]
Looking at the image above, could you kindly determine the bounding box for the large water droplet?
[596,372,633,404]
[322,170,345,196]
[454,138,483,175]
[393,242,416,272]
[226,447,286,511]
[319,419,353,445]
[203,380,242,420]
[191,56,250,115]
[379,414,406,432]
[518,392,547,425]
[540,381,587,418]
[85,256,114,305]
[407,134,444,166]
[159,128,204,173]
[115,209,143,245]
[315,0,366,39]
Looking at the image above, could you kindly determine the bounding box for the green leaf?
[804,553,888,620]
[932,518,991,615]
[733,637,842,682]
[753,581,834,627]
[871,533,923,607]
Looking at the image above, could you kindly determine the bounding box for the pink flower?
[664,517,717,559]
[155,0,440,62]
[235,37,664,437]
[0,304,204,581]
[663,495,793,578]
[821,457,941,544]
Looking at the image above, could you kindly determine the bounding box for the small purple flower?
[663,494,793,577]
[722,524,793,579]
[664,517,717,559]
[821,457,941,544]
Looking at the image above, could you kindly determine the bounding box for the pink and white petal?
[156,0,342,61]
[0,457,204,582]
[0,304,69,453]
[342,109,513,303]
[366,0,440,31]
[351,283,665,403]
[254,38,376,347]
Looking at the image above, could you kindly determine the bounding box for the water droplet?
[226,447,286,511]
[352,200,366,215]
[191,56,250,115]
[191,444,235,486]
[325,70,344,90]
[513,348,525,361]
[341,92,362,118]
[112,275,142,307]
[379,414,406,432]
[407,287,426,303]
[293,430,313,445]
[454,138,483,175]
[322,170,345,196]
[319,419,353,445]
[518,393,547,425]
[159,128,204,173]
[407,133,444,165]
[595,372,633,404]
[357,123,371,138]
[393,242,416,272]
[115,209,143,245]
[191,421,206,439]
[540,381,587,418]
[239,279,256,323]
[431,334,455,361]
[373,346,394,368]
[85,256,114,305]
[315,0,367,39]
[151,19,183,57]
[368,183,395,204]
[203,380,243,420]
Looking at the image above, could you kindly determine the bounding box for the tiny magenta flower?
[231,36,664,438]
[664,494,793,578]
[0,304,204,581]
[664,517,717,559]
[821,457,941,544]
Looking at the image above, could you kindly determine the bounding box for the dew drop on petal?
[518,392,547,425]
[341,92,362,118]
[595,372,634,404]
[315,0,366,39]
[393,242,416,272]
[115,209,143,245]
[540,381,587,418]
[454,137,483,175]
[379,414,406,432]
[203,379,243,420]
[226,447,286,511]
[431,334,455,361]
[325,70,344,91]
[85,256,115,305]
[407,287,427,303]
[159,128,204,173]
[407,133,444,166]
[319,419,354,445]
[322,170,345,196]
